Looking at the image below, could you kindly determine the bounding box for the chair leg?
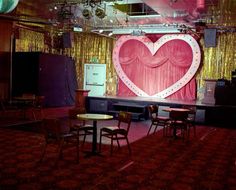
[76,136,79,163]
[162,125,166,136]
[32,109,36,120]
[116,135,120,148]
[99,131,102,152]
[82,134,87,147]
[58,139,64,160]
[153,124,158,133]
[126,137,131,155]
[193,124,196,137]
[39,143,47,162]
[110,135,114,156]
[147,124,153,135]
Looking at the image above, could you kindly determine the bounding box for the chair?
[39,118,80,164]
[32,96,45,120]
[0,98,23,119]
[168,110,189,140]
[99,111,132,156]
[147,104,170,136]
[68,108,93,146]
[182,105,197,138]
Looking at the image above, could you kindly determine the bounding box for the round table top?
[13,96,35,101]
[77,113,113,121]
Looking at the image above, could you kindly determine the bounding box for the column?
[74,89,90,110]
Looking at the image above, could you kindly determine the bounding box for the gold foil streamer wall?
[15,28,44,52]
[15,28,117,96]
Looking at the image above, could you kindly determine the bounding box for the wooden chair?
[39,118,80,164]
[147,104,170,136]
[168,110,189,140]
[99,111,132,156]
[182,105,197,138]
[68,108,93,146]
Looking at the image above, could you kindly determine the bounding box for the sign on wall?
[84,64,106,96]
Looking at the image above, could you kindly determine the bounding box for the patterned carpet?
[0,125,236,190]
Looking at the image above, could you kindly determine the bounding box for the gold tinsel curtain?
[15,28,44,52]
[196,33,236,99]
[197,33,236,86]
[71,32,116,95]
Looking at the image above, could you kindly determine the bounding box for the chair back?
[148,104,158,119]
[68,108,86,119]
[169,110,188,121]
[68,107,87,128]
[182,105,196,121]
[0,99,5,111]
[117,111,132,133]
[34,96,45,108]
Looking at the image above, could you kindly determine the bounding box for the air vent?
[113,3,159,16]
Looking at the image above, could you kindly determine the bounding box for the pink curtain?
[117,35,196,100]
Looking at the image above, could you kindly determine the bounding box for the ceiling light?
[108,32,113,36]
[99,29,104,33]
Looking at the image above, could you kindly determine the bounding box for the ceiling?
[1,0,235,35]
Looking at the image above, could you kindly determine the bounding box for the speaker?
[62,32,73,48]
[204,28,217,47]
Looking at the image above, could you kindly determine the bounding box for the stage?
[86,95,236,126]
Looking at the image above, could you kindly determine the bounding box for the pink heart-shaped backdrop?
[112,34,201,98]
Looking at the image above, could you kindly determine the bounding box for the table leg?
[173,127,177,138]
[92,120,97,153]
[84,120,103,157]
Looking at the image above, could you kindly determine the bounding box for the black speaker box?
[204,28,217,47]
[62,32,72,48]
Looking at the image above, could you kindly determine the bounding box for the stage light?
[95,7,106,19]
[82,9,92,19]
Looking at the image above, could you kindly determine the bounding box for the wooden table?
[77,113,113,157]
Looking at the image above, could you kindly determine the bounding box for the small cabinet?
[108,102,148,120]
[89,99,108,113]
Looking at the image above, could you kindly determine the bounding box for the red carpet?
[0,124,236,190]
